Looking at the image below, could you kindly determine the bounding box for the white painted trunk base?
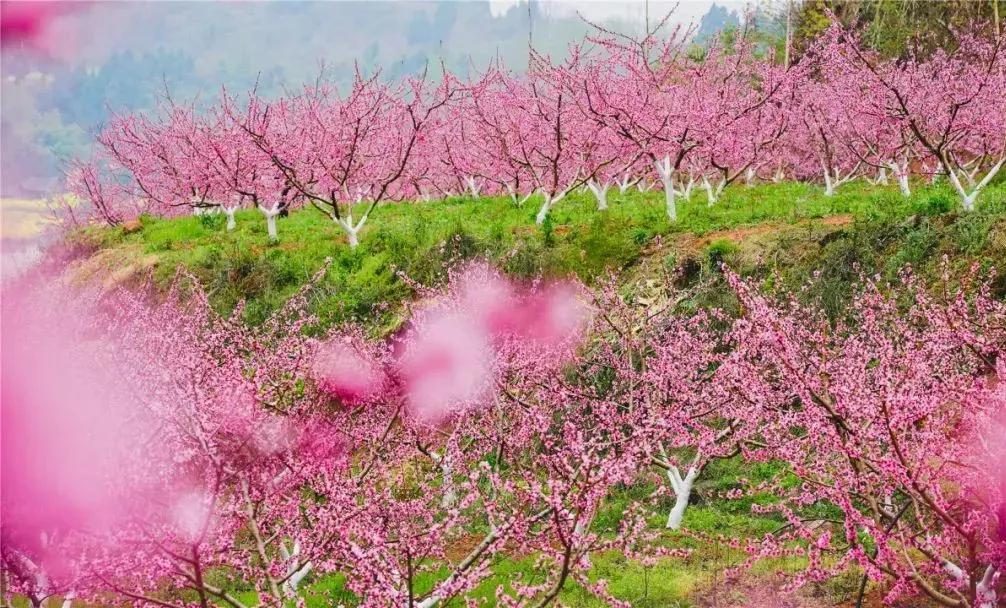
[665,466,698,530]
[653,156,677,222]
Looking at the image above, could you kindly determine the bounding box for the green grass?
[72,180,1006,334]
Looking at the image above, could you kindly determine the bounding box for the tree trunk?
[653,156,677,221]
[823,167,836,197]
[702,176,717,206]
[943,155,1004,212]
[259,207,280,241]
[897,172,910,197]
[535,195,553,225]
[666,466,698,530]
[976,566,999,608]
[439,454,457,508]
[465,176,481,198]
[335,215,366,249]
[587,180,609,211]
[225,209,237,232]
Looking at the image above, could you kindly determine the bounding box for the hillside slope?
[63,181,1006,333]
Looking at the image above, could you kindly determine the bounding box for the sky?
[491,0,747,23]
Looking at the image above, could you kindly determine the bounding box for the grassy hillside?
[44,181,1006,606]
[67,181,1006,334]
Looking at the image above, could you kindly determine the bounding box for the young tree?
[470,55,602,225]
[578,18,700,221]
[234,68,458,247]
[725,266,1006,607]
[827,24,1006,210]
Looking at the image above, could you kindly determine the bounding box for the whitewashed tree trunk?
[744,167,756,186]
[335,214,367,249]
[259,205,280,241]
[666,465,698,530]
[617,173,638,194]
[437,452,457,508]
[681,176,696,200]
[702,176,725,206]
[506,183,534,206]
[464,176,482,198]
[888,162,911,197]
[587,179,610,211]
[822,165,836,197]
[875,166,889,185]
[539,191,563,224]
[977,565,1000,608]
[773,166,785,183]
[822,161,862,196]
[536,193,555,225]
[944,156,1004,212]
[224,207,237,231]
[653,156,677,221]
[280,540,313,595]
[945,562,1000,608]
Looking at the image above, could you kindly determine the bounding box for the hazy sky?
[491,0,748,23]
[1,0,752,197]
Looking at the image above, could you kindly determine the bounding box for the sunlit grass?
[70,180,1006,334]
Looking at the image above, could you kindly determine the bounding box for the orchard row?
[68,20,1005,245]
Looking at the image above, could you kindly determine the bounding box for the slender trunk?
[259,206,280,241]
[617,173,637,195]
[286,562,313,594]
[535,194,553,225]
[653,156,677,221]
[439,454,457,508]
[336,215,366,249]
[587,179,609,211]
[889,162,911,197]
[976,566,999,608]
[281,540,313,595]
[666,466,698,530]
[898,173,911,197]
[943,155,1004,212]
[225,208,237,231]
[822,166,836,197]
[465,176,481,198]
[682,177,695,199]
[875,166,888,185]
[702,175,717,207]
[784,0,792,69]
[994,0,1001,38]
[744,167,756,186]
